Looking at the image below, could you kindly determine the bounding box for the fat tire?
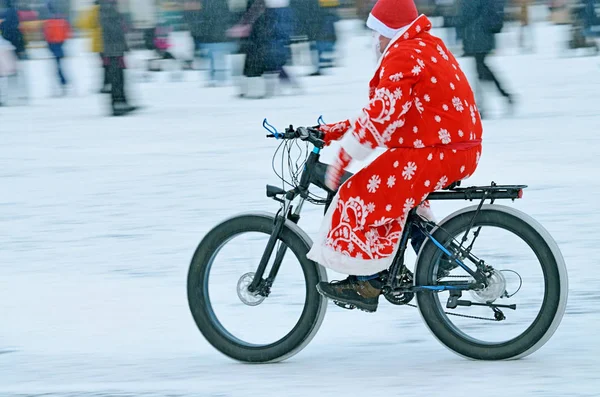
[415,205,568,360]
[187,212,327,363]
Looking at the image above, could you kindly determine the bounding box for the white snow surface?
[1,20,599,396]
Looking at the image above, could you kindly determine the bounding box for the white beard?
[373,35,383,62]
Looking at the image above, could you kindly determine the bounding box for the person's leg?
[204,43,216,83]
[477,52,511,99]
[212,43,229,84]
[311,146,481,311]
[55,49,67,87]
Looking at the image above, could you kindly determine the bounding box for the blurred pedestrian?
[515,0,534,51]
[76,0,109,93]
[0,34,18,105]
[229,0,298,98]
[99,0,136,116]
[183,0,203,69]
[197,0,234,86]
[312,0,340,75]
[458,0,514,117]
[43,3,71,95]
[0,0,28,104]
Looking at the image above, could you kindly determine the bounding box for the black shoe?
[112,102,138,116]
[316,276,383,312]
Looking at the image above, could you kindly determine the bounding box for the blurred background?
[1,0,600,396]
[1,0,599,108]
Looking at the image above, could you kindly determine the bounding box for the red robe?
[307,15,483,276]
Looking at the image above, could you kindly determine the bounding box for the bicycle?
[187,122,568,363]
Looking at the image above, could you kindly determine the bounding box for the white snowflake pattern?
[393,88,403,99]
[415,25,421,32]
[403,198,415,215]
[437,45,449,60]
[458,129,464,137]
[413,126,419,133]
[417,59,425,68]
[348,242,354,253]
[427,153,433,160]
[435,176,449,190]
[412,65,422,76]
[424,180,431,187]
[419,41,426,47]
[386,204,392,211]
[470,132,475,140]
[452,97,464,112]
[431,56,438,63]
[414,49,422,54]
[398,137,404,144]
[434,115,441,123]
[347,181,352,188]
[413,139,425,148]
[414,97,424,113]
[423,94,430,102]
[460,165,466,173]
[394,44,399,48]
[389,72,403,82]
[393,161,399,168]
[356,253,363,259]
[442,104,449,111]
[402,162,418,180]
[387,175,396,188]
[404,32,409,39]
[450,82,455,90]
[438,129,451,144]
[366,202,376,214]
[440,152,445,160]
[379,67,385,79]
[452,64,457,70]
[431,76,437,84]
[455,74,461,81]
[367,175,381,193]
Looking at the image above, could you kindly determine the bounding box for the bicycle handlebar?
[265,123,326,149]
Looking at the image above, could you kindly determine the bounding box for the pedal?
[333,300,356,310]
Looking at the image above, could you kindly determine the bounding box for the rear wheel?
[415,205,568,360]
[187,212,327,363]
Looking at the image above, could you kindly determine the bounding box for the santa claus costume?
[306,0,483,312]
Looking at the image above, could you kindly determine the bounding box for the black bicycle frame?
[247,148,322,295]
[249,142,525,297]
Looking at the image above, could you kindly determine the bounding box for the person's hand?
[317,120,351,146]
[325,148,352,191]
[227,24,251,38]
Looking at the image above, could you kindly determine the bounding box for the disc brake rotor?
[470,270,506,303]
[237,272,266,306]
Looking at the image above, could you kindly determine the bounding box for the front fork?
[247,197,305,296]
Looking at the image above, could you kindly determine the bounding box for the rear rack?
[427,183,527,201]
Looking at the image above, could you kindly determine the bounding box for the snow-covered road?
[1,20,599,396]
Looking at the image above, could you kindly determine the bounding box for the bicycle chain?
[404,303,501,321]
[406,274,500,321]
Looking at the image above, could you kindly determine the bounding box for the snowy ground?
[1,20,600,396]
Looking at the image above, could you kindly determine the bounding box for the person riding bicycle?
[306,0,483,312]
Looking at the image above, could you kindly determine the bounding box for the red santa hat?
[366,0,419,39]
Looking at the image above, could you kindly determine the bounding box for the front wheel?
[415,205,568,360]
[187,212,328,363]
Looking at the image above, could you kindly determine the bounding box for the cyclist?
[306,0,483,312]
